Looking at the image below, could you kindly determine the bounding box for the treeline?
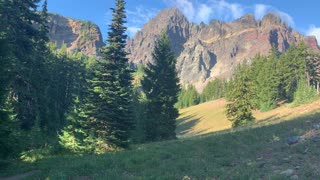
[0,0,180,159]
[226,45,320,127]
[176,80,229,109]
[0,0,94,157]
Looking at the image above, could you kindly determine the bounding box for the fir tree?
[142,33,180,141]
[176,85,199,108]
[85,0,133,149]
[250,52,280,111]
[0,0,51,157]
[278,43,308,101]
[226,64,256,127]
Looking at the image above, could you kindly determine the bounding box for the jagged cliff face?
[126,8,319,91]
[47,13,104,56]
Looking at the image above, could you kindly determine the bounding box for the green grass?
[1,111,320,179]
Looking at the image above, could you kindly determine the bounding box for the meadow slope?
[177,98,320,137]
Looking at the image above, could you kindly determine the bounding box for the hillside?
[177,98,320,137]
[1,104,320,179]
[127,8,319,91]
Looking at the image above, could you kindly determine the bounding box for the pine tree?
[278,43,308,101]
[142,33,180,141]
[200,79,225,103]
[226,64,256,127]
[85,0,133,149]
[250,52,280,111]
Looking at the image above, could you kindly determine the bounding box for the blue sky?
[43,0,320,44]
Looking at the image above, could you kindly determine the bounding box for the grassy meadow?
[1,99,320,179]
[177,98,320,137]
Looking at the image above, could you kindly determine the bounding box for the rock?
[312,124,320,129]
[261,13,285,27]
[282,157,291,163]
[47,13,104,57]
[126,8,319,92]
[286,136,301,145]
[182,175,191,180]
[258,162,266,168]
[290,175,299,179]
[312,136,320,142]
[280,169,294,176]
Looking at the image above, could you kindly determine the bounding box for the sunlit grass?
[177,98,320,137]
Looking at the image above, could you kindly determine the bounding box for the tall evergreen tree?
[2,0,47,130]
[0,0,12,106]
[226,64,256,127]
[278,43,308,101]
[85,0,133,149]
[250,52,280,111]
[176,85,199,108]
[0,0,52,157]
[142,33,180,141]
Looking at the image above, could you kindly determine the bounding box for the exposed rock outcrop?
[47,13,104,56]
[126,9,319,92]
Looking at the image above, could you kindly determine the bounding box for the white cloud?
[164,0,294,27]
[197,4,213,23]
[126,6,159,37]
[174,0,195,22]
[277,12,294,27]
[214,0,244,19]
[307,25,320,45]
[127,27,141,38]
[253,4,294,27]
[127,6,158,25]
[254,4,269,20]
[165,0,244,24]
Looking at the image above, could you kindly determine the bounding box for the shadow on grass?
[256,113,291,126]
[190,110,320,140]
[176,113,202,136]
[2,110,320,179]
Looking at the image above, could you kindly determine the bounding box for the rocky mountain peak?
[127,7,190,64]
[235,14,256,26]
[261,13,286,27]
[155,7,187,24]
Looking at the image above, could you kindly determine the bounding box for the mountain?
[47,13,105,56]
[126,8,319,91]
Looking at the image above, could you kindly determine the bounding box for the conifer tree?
[176,85,199,108]
[226,64,256,127]
[2,0,47,131]
[0,0,11,105]
[250,52,280,111]
[85,0,133,148]
[0,0,52,156]
[278,43,308,101]
[142,33,180,141]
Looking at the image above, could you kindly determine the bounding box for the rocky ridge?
[126,8,319,91]
[47,13,104,56]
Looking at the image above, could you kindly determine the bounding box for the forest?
[0,0,180,158]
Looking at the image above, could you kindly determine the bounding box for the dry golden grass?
[177,98,320,137]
